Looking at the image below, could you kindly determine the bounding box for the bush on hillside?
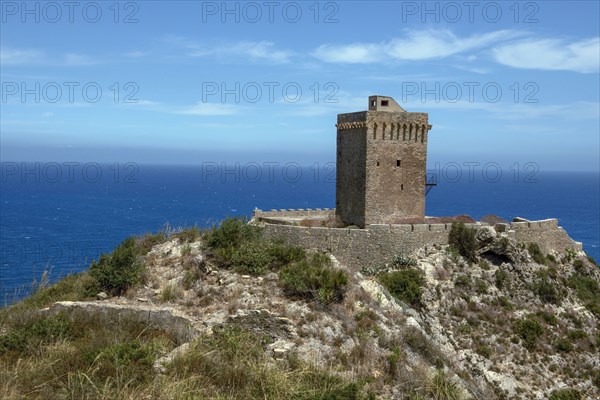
[448,222,478,263]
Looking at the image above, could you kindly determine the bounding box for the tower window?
[376,161,380,166]
[371,100,376,107]
[396,160,401,167]
[401,184,404,190]
[381,100,389,106]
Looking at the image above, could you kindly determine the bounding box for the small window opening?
[396,160,401,167]
[381,100,389,107]
[370,100,376,107]
[401,184,404,190]
[376,161,380,166]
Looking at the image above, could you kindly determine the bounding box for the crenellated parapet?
[252,208,335,219]
[252,212,582,270]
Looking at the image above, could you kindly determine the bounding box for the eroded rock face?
[476,226,496,244]
[478,234,529,265]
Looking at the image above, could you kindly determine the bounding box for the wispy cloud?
[313,29,522,63]
[175,102,239,116]
[492,37,600,73]
[125,50,151,58]
[0,47,45,66]
[405,99,600,120]
[1,47,97,66]
[64,53,96,66]
[165,35,293,64]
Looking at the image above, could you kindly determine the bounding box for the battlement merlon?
[337,96,432,131]
[337,112,432,130]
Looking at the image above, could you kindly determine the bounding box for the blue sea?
[1,162,598,304]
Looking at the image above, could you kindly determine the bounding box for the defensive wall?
[251,209,582,270]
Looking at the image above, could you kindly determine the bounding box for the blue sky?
[1,0,599,171]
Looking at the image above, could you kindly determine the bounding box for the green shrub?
[230,241,277,275]
[494,269,509,290]
[403,326,445,368]
[428,370,464,400]
[183,268,201,290]
[528,243,547,265]
[535,310,558,325]
[204,217,261,250]
[533,278,561,304]
[0,313,73,355]
[88,237,145,296]
[16,272,93,310]
[568,274,599,303]
[549,388,581,400]
[555,338,573,352]
[455,274,471,289]
[476,345,492,358]
[229,241,306,276]
[160,284,181,303]
[572,259,585,272]
[448,222,478,263]
[136,231,167,254]
[86,340,159,384]
[475,279,488,294]
[172,226,202,243]
[392,254,417,267]
[181,244,192,257]
[568,274,600,317]
[513,317,544,349]
[279,253,348,305]
[379,269,425,307]
[205,218,305,275]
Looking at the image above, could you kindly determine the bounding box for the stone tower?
[335,95,432,227]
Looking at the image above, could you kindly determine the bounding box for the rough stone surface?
[336,97,431,227]
[253,215,581,271]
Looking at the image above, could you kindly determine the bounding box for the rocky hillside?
[1,219,598,399]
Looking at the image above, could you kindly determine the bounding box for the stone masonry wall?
[253,210,582,270]
[335,110,431,227]
[253,208,335,219]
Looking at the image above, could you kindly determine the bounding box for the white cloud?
[165,35,292,64]
[125,50,151,58]
[492,37,600,73]
[0,48,44,65]
[0,48,97,66]
[64,53,96,66]
[234,41,292,64]
[387,30,520,60]
[313,43,383,64]
[313,29,522,63]
[404,99,599,120]
[175,102,238,116]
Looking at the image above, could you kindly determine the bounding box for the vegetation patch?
[205,217,306,275]
[167,326,374,399]
[0,311,176,399]
[513,317,544,350]
[568,273,600,317]
[279,252,348,306]
[532,276,562,305]
[528,243,547,265]
[549,388,581,400]
[448,222,478,263]
[88,237,147,296]
[379,269,425,307]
